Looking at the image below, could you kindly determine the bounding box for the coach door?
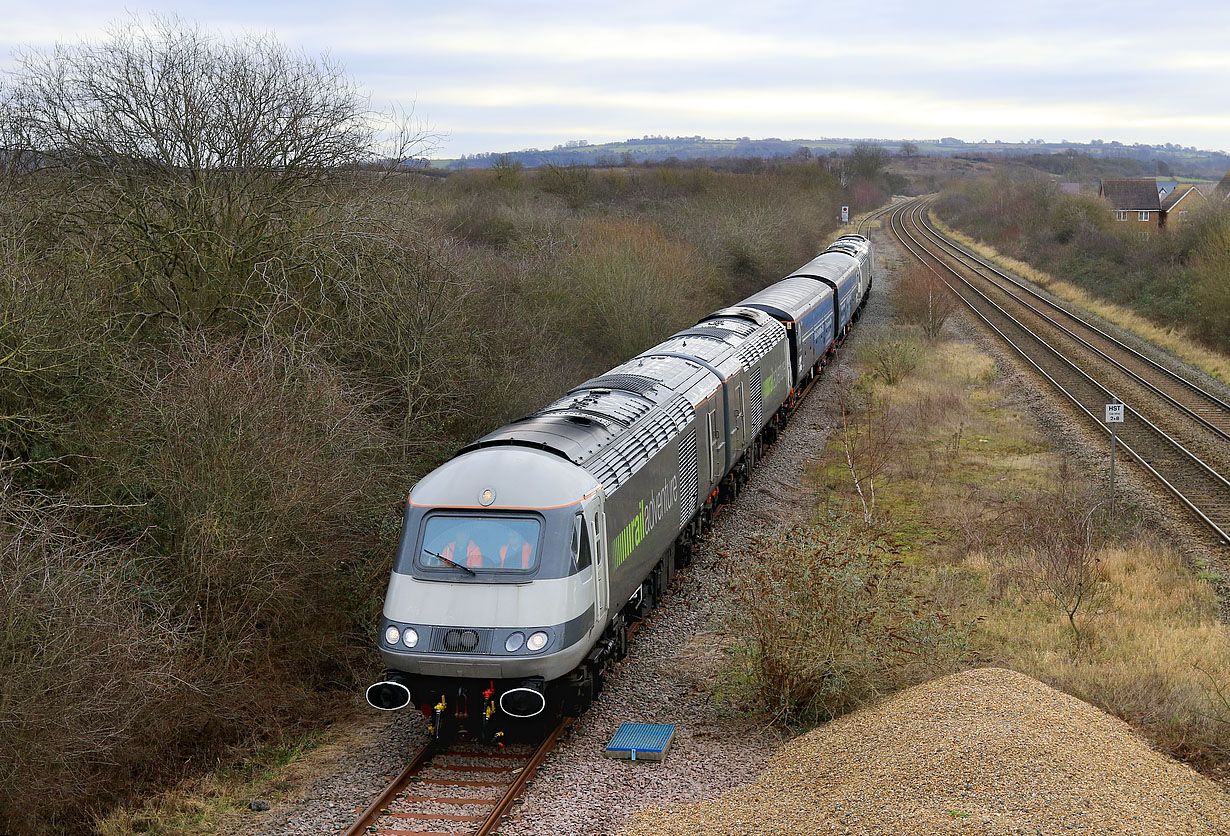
[590,502,609,627]
[733,381,746,451]
[706,410,724,482]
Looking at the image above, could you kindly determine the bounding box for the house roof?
[1100,179,1161,211]
[1161,184,1205,212]
[1217,171,1230,197]
[1058,182,1081,195]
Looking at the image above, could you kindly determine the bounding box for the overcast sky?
[2,0,1227,157]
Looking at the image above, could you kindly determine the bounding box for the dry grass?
[812,333,1230,773]
[929,214,1230,384]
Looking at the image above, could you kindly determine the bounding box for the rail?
[887,198,1229,545]
[341,718,572,836]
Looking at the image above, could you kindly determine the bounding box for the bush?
[894,265,958,340]
[554,218,716,363]
[91,331,392,667]
[726,519,967,726]
[864,338,921,385]
[0,482,183,834]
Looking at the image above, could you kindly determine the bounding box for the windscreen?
[418,515,541,572]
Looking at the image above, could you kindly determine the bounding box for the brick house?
[1099,178,1161,239]
[1160,184,1207,230]
[1216,171,1230,203]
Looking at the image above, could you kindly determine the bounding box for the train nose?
[366,678,413,711]
[499,680,547,718]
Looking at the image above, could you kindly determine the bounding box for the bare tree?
[1008,472,1111,650]
[849,142,889,180]
[4,16,434,329]
[1025,503,1107,649]
[837,389,900,525]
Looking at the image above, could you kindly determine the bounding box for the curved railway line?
[887,197,1230,546]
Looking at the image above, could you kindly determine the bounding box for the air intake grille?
[572,374,660,397]
[433,627,492,654]
[736,327,782,367]
[749,367,764,431]
[677,326,737,341]
[678,429,699,526]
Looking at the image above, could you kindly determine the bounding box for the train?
[366,232,875,739]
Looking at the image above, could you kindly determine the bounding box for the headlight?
[402,627,419,648]
[384,625,401,645]
[505,632,525,652]
[526,631,548,652]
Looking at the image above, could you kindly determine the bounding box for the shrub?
[556,218,716,362]
[864,338,921,385]
[894,265,958,340]
[726,519,967,726]
[0,481,183,834]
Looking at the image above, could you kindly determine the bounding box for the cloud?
[0,2,1226,155]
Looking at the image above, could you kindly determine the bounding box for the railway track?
[342,719,570,836]
[915,203,1230,446]
[887,198,1230,546]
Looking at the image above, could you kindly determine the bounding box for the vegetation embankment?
[720,264,1230,776]
[0,19,908,836]
[933,175,1230,358]
[929,215,1230,384]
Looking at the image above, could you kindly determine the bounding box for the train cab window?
[571,514,592,572]
[419,515,541,573]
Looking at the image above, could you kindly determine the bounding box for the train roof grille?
[702,317,757,336]
[676,325,739,341]
[736,327,783,366]
[539,390,654,426]
[583,394,692,491]
[571,373,661,398]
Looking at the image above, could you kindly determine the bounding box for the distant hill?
[435,136,1230,178]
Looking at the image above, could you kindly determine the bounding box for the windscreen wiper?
[423,548,476,576]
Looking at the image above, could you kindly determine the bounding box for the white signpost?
[841,205,850,224]
[1105,400,1124,517]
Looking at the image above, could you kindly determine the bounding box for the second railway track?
[887,198,1230,546]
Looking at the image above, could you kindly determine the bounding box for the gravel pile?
[627,667,1230,836]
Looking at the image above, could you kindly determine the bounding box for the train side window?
[571,514,592,572]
